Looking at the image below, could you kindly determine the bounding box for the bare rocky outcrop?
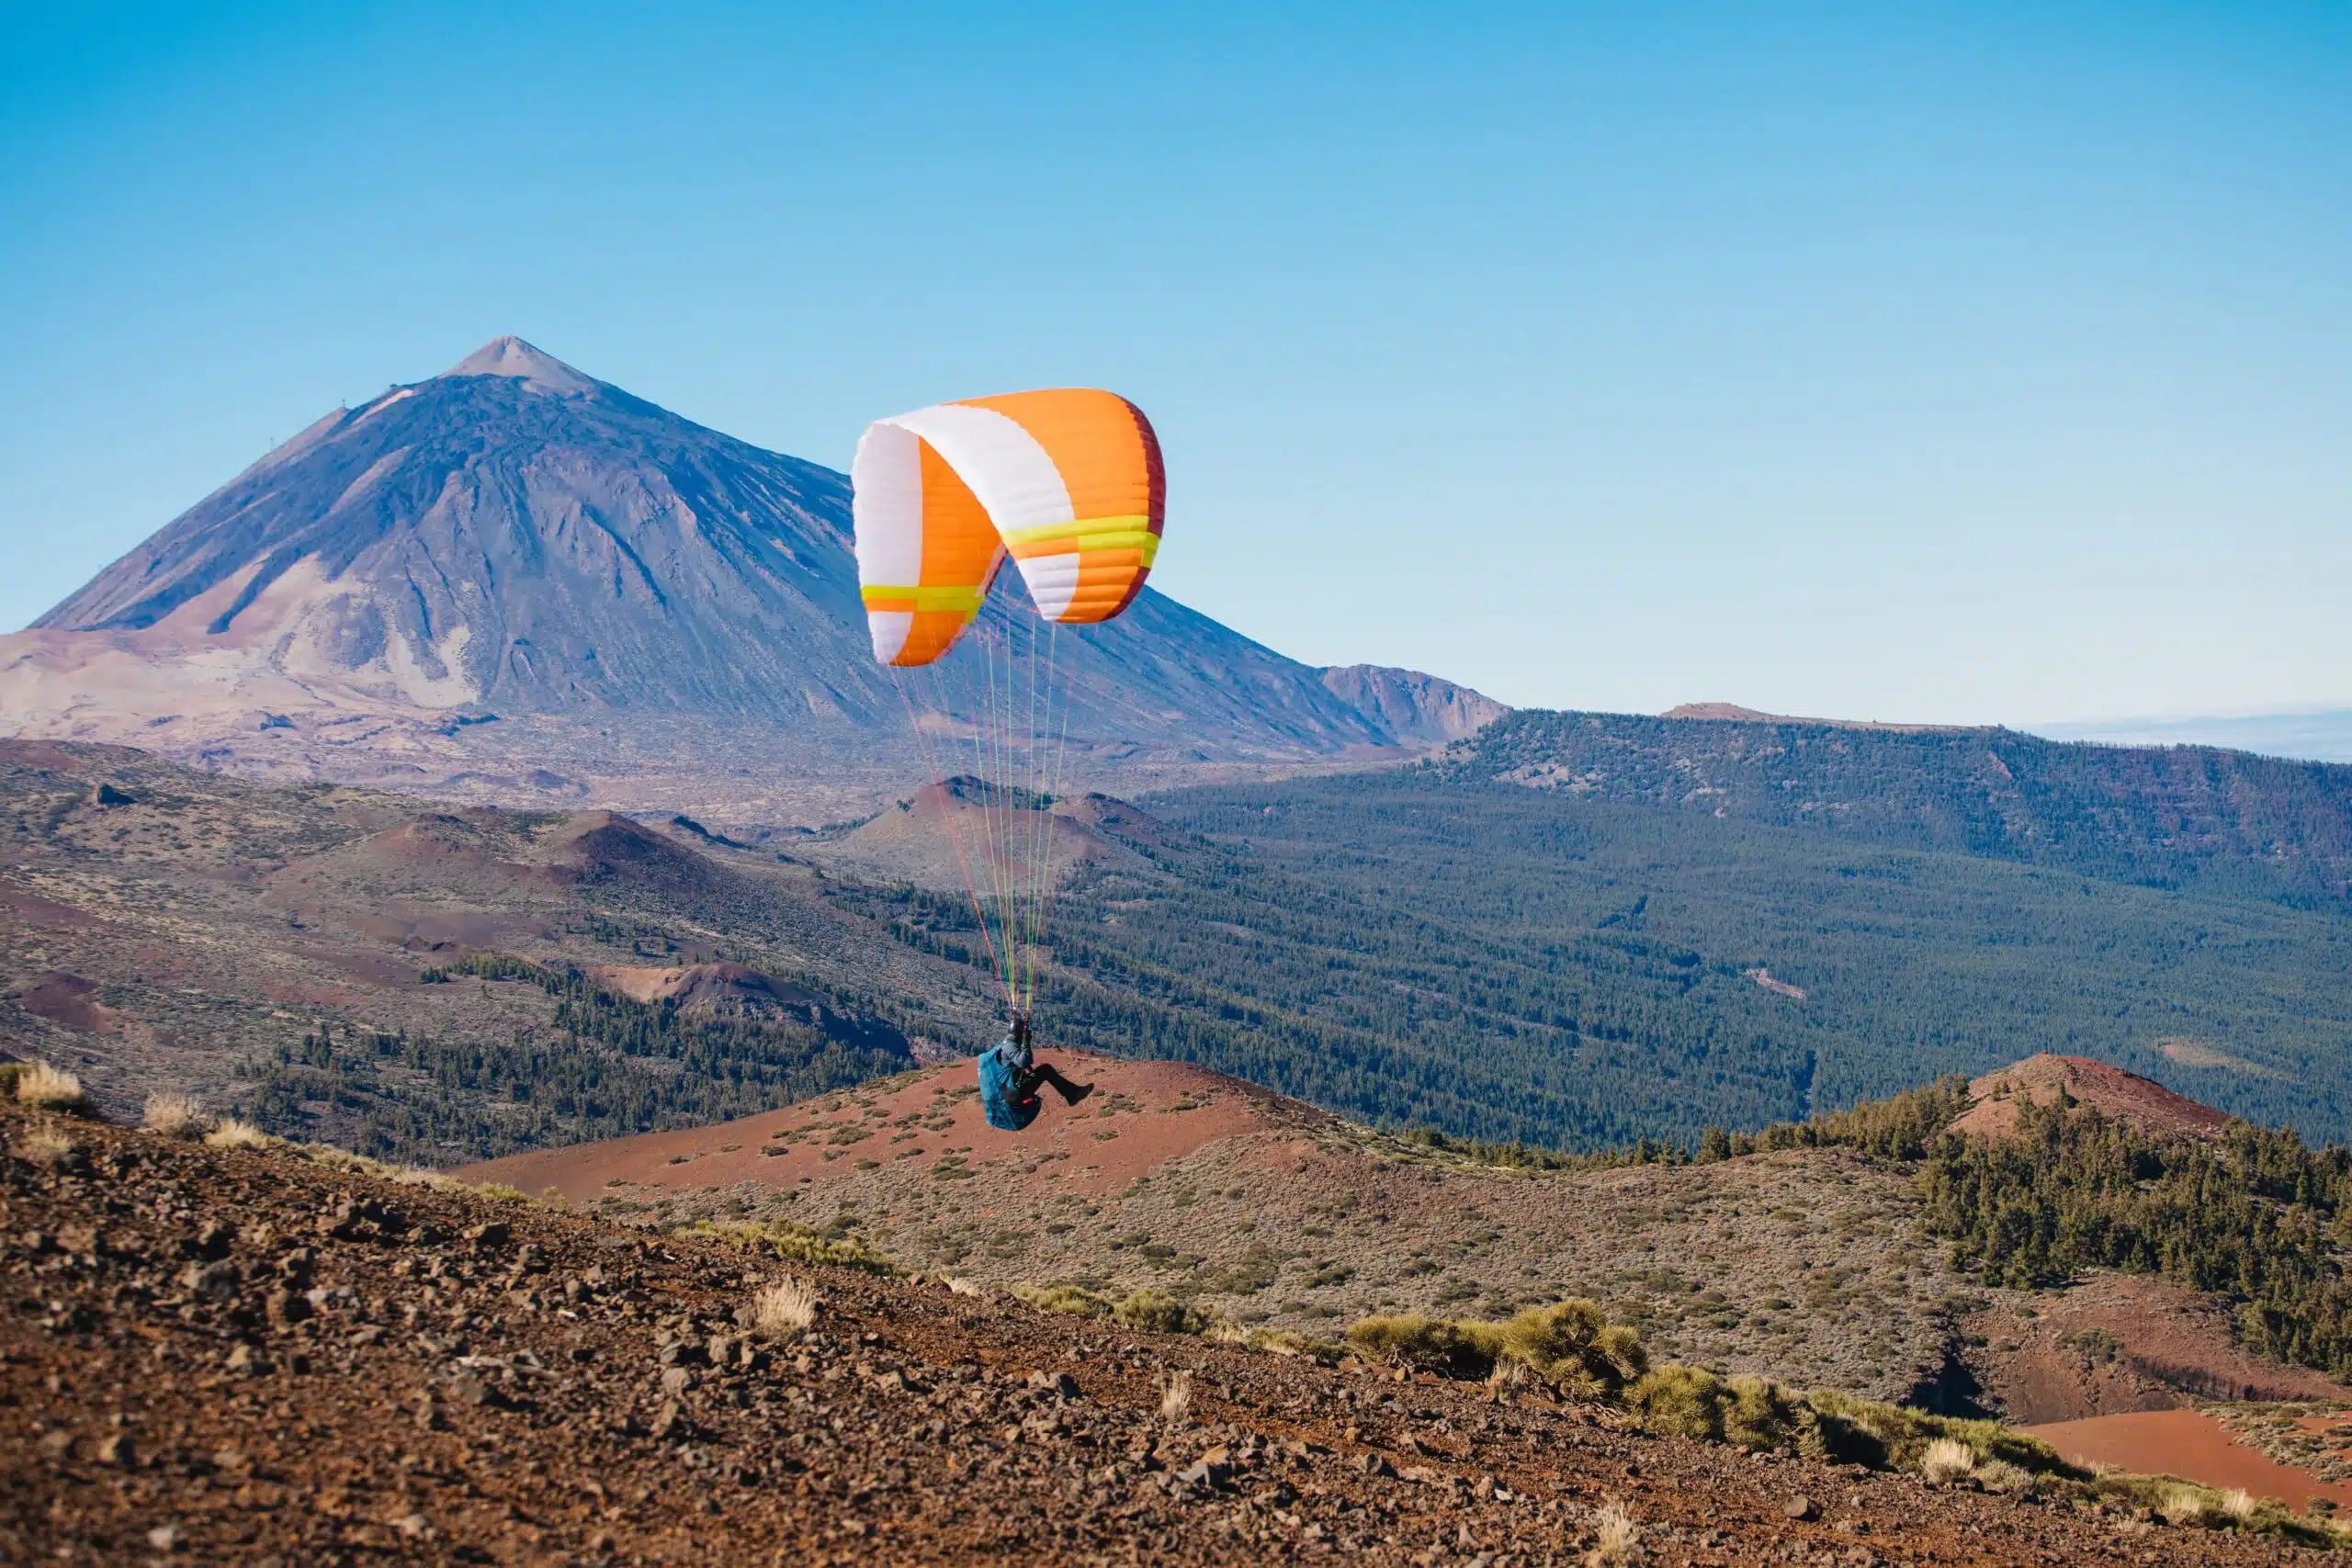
[1318,664,1510,744]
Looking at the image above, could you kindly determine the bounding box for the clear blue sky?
[4,1,2346,724]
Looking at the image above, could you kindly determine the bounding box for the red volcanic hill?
[798,780,1151,892]
[458,1049,1331,1208]
[1951,1053,2234,1142]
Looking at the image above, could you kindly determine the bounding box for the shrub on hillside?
[1346,1313,1498,1380]
[751,1275,818,1340]
[1348,1300,1648,1393]
[1012,1282,1215,1336]
[1497,1300,1648,1398]
[678,1218,899,1277]
[1015,1283,1116,1319]
[1114,1289,1210,1336]
[1723,1375,1804,1453]
[142,1093,211,1139]
[13,1122,77,1169]
[1629,1365,1726,1441]
[15,1063,91,1116]
[1803,1389,2074,1479]
[205,1118,275,1150]
[1233,1325,1347,1361]
[1919,1437,1976,1483]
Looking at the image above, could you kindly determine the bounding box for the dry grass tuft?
[204,1118,274,1150]
[751,1275,818,1340]
[1585,1503,1643,1567]
[2217,1488,2256,1523]
[16,1062,89,1114]
[1921,1437,1978,1483]
[14,1122,75,1168]
[141,1093,211,1139]
[1158,1369,1193,1424]
[2158,1484,2212,1525]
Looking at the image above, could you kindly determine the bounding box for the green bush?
[1801,1390,2076,1479]
[1347,1299,1649,1393]
[1346,1313,1499,1379]
[1237,1325,1347,1361]
[1497,1299,1648,1398]
[1629,1365,1726,1440]
[1114,1289,1211,1336]
[1724,1375,1804,1453]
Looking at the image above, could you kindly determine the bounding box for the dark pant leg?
[1013,1064,1083,1103]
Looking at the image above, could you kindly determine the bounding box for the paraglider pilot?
[978,1013,1093,1132]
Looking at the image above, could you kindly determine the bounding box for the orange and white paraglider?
[853,389,1164,665]
[850,389,1165,1029]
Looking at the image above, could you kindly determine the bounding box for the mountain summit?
[440,334,601,393]
[6,340,1498,808]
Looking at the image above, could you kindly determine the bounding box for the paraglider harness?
[977,1012,1043,1132]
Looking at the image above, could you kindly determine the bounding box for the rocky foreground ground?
[4,1103,2316,1566]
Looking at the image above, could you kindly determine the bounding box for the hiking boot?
[1058,1081,1095,1108]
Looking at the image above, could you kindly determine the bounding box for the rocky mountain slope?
[2,338,1500,818]
[6,1098,2321,1565]
[1320,665,1510,744]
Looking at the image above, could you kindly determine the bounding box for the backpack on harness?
[977,1038,1039,1132]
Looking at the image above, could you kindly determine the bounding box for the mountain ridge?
[1445,706,2352,911]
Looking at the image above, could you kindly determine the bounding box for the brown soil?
[1964,1271,2350,1425]
[469,1055,1987,1404]
[11,971,119,1034]
[461,1052,1297,1207]
[6,1102,2312,1566]
[2026,1409,2352,1512]
[1950,1055,2233,1142]
[2208,1406,2352,1495]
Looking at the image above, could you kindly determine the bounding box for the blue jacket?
[977,1039,1039,1131]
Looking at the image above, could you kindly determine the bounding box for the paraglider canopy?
[851,389,1164,667]
[848,388,1166,1027]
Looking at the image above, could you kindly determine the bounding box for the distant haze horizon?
[2029,705,2352,766]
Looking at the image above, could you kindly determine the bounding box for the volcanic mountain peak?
[439,334,599,393]
[3,341,1483,809]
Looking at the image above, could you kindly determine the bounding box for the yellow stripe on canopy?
[860,584,987,612]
